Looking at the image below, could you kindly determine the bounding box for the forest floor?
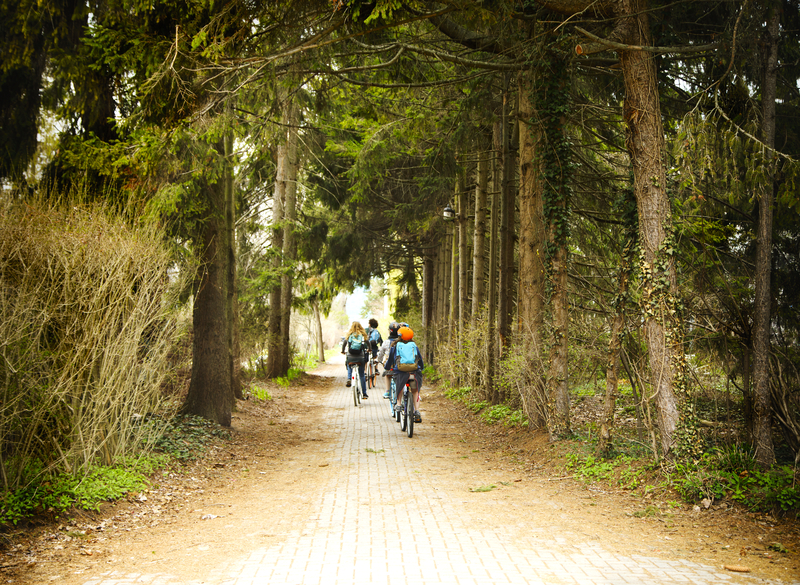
[1,359,799,584]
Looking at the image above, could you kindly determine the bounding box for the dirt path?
[6,358,799,584]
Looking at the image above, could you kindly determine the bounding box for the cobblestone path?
[78,364,787,585]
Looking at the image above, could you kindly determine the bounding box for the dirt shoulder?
[2,367,799,583]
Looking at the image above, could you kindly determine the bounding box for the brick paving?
[81,368,791,585]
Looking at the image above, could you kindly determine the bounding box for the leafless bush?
[0,198,189,490]
[432,314,550,428]
[771,354,800,460]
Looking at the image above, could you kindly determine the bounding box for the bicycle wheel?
[352,370,360,406]
[400,391,408,431]
[394,383,401,422]
[406,394,414,438]
[366,360,374,390]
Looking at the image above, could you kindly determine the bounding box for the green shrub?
[0,461,153,525]
[247,383,273,401]
[445,386,471,401]
[478,404,529,427]
[565,453,617,483]
[154,415,231,462]
[467,399,489,413]
[670,447,800,513]
[422,365,440,381]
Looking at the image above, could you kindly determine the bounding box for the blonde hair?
[346,321,367,338]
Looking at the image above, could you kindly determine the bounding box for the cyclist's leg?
[358,362,368,397]
[409,377,421,421]
[345,362,352,386]
[383,368,391,398]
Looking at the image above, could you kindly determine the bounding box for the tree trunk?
[458,169,469,329]
[517,71,547,356]
[449,204,458,338]
[279,94,299,376]
[184,176,232,426]
[752,2,779,468]
[597,262,631,457]
[224,125,243,401]
[471,151,488,321]
[619,0,681,456]
[498,80,516,351]
[548,240,570,438]
[313,299,325,363]
[423,252,435,364]
[265,126,286,378]
[487,121,502,403]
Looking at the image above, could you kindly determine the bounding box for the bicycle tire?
[407,395,414,438]
[400,392,408,431]
[366,360,374,389]
[395,384,401,422]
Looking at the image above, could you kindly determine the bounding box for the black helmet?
[388,321,400,338]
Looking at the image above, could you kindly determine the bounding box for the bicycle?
[399,381,414,438]
[348,360,361,406]
[388,375,398,420]
[366,358,375,390]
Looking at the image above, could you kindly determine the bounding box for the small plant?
[470,484,496,493]
[565,453,617,483]
[444,386,471,401]
[480,404,512,424]
[248,383,272,401]
[365,448,385,454]
[275,367,303,387]
[422,365,440,381]
[632,504,660,518]
[0,462,152,526]
[154,415,231,462]
[467,400,489,413]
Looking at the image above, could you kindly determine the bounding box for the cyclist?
[365,318,383,360]
[376,321,402,399]
[341,321,369,398]
[386,325,423,422]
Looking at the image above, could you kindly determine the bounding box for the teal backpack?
[347,333,364,354]
[396,340,419,372]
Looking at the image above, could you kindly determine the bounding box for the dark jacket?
[386,340,423,390]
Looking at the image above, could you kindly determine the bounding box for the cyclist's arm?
[385,346,397,371]
[376,340,389,363]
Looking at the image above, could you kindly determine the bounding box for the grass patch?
[470,484,496,493]
[247,383,273,401]
[275,367,303,387]
[479,404,529,427]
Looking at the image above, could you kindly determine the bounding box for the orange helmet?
[398,326,414,341]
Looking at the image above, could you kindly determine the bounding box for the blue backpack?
[348,333,364,354]
[369,328,383,348]
[395,340,419,372]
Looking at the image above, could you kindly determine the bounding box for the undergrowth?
[442,382,527,427]
[435,365,800,518]
[1,415,230,527]
[564,446,800,517]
